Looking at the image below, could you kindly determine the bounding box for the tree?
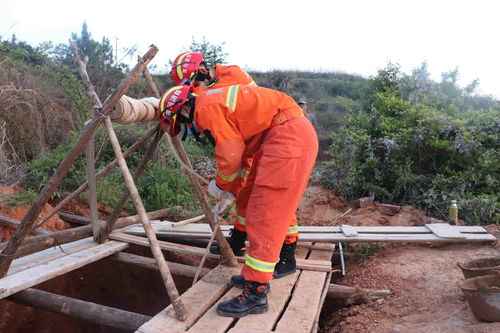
[50,22,126,100]
[187,36,228,67]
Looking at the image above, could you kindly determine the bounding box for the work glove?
[208,179,224,200]
[214,191,236,215]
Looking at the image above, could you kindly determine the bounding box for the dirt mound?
[0,186,71,241]
[0,185,24,197]
[297,185,431,227]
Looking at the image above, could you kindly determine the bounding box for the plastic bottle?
[449,200,458,225]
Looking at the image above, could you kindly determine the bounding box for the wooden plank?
[189,246,311,333]
[425,223,466,239]
[123,222,489,235]
[187,287,241,333]
[296,233,495,243]
[137,264,242,332]
[142,231,495,243]
[341,224,358,237]
[106,252,210,278]
[0,241,128,299]
[110,233,332,272]
[8,238,95,275]
[274,244,334,333]
[228,244,311,332]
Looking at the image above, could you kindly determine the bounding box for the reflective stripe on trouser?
[241,117,318,283]
[233,165,299,243]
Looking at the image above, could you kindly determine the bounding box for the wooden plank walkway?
[136,243,334,333]
[121,222,496,243]
[0,239,128,299]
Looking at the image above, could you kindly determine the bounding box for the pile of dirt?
[0,185,70,241]
[297,184,431,227]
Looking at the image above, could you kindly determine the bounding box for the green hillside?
[0,35,498,225]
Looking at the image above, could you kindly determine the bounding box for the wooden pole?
[192,215,220,286]
[103,116,188,321]
[139,54,161,99]
[31,126,157,231]
[107,252,210,278]
[97,129,164,243]
[326,284,391,304]
[172,214,205,227]
[0,216,51,235]
[169,135,238,267]
[0,45,159,277]
[0,209,174,258]
[85,138,100,241]
[7,288,151,331]
[138,59,237,267]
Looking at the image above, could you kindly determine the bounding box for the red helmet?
[171,51,205,85]
[159,85,196,136]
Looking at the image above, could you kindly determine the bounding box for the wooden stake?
[97,129,164,243]
[7,288,151,330]
[0,216,51,235]
[0,44,159,277]
[192,214,220,286]
[85,137,100,241]
[103,116,188,321]
[172,214,205,227]
[31,126,158,231]
[139,56,236,266]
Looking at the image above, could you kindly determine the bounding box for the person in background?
[297,98,317,130]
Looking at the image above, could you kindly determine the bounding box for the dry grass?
[0,64,79,185]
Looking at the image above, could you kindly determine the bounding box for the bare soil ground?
[298,184,500,333]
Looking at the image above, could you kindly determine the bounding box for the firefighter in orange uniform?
[159,84,318,318]
[170,52,300,279]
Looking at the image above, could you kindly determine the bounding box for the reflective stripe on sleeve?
[237,215,246,225]
[248,80,257,86]
[287,225,298,235]
[225,85,240,112]
[238,168,250,179]
[245,254,277,273]
[217,169,239,182]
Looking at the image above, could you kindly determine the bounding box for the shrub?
[323,63,500,225]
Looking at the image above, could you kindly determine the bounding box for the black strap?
[204,129,216,146]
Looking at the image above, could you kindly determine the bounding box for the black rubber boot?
[273,242,297,279]
[216,281,269,318]
[210,228,246,256]
[230,275,271,293]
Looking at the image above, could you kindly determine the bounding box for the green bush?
[21,123,213,216]
[323,63,500,225]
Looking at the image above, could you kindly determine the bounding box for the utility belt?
[271,108,305,127]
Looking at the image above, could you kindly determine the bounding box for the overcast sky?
[1,0,499,98]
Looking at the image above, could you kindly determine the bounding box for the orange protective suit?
[194,85,318,283]
[195,65,299,243]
